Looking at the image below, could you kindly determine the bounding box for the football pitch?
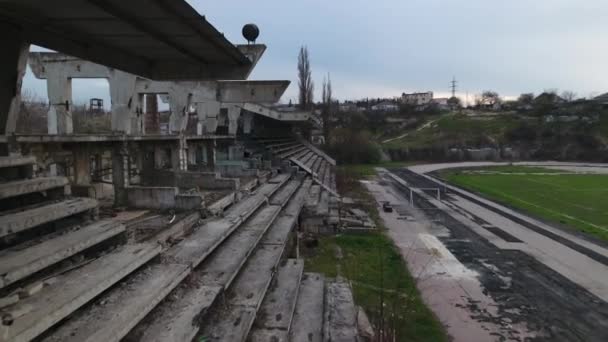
[443,166,608,242]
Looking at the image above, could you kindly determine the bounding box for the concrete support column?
[0,23,28,138]
[227,105,241,135]
[168,88,191,133]
[108,70,137,134]
[205,140,216,169]
[171,136,188,171]
[242,111,254,134]
[73,148,91,185]
[112,144,129,206]
[46,72,73,135]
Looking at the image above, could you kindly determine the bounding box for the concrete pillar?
[243,111,254,134]
[112,144,129,206]
[108,70,137,134]
[168,88,191,133]
[73,148,91,185]
[46,71,73,135]
[170,137,188,171]
[205,140,216,168]
[227,105,241,135]
[0,23,28,138]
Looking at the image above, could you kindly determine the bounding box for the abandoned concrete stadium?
[0,1,360,341]
[4,2,608,342]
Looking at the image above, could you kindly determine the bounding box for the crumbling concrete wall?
[126,186,177,210]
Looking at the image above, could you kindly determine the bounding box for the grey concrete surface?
[0,177,68,200]
[4,243,160,342]
[41,262,189,342]
[0,219,124,289]
[290,273,326,342]
[0,197,98,238]
[250,259,304,341]
[323,280,358,342]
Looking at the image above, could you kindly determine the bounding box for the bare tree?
[321,73,332,142]
[481,90,501,107]
[561,90,577,102]
[297,46,314,110]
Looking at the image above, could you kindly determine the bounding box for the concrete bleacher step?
[0,177,68,200]
[279,145,309,159]
[305,155,320,170]
[270,142,299,151]
[40,262,189,342]
[270,180,301,207]
[2,243,160,342]
[298,151,315,165]
[323,280,358,341]
[290,273,326,342]
[197,183,312,342]
[249,259,304,342]
[0,219,124,290]
[273,144,303,155]
[0,155,36,169]
[0,197,98,238]
[127,178,299,342]
[292,148,311,161]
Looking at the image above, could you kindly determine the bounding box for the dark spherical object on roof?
[242,24,259,43]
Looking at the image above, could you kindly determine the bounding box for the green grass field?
[443,166,608,241]
[305,233,446,342]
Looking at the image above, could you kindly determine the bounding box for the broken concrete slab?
[0,197,98,238]
[0,155,36,169]
[249,259,304,341]
[290,273,326,342]
[40,262,189,342]
[3,243,160,342]
[323,280,358,342]
[0,219,124,289]
[0,177,68,200]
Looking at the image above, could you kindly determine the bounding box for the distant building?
[401,91,433,106]
[593,93,608,107]
[371,101,399,112]
[433,97,450,110]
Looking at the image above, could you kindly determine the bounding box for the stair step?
[132,178,307,342]
[0,219,124,289]
[197,184,312,342]
[278,146,308,159]
[290,273,326,342]
[40,262,189,342]
[270,180,300,206]
[249,259,304,342]
[133,206,285,341]
[2,243,160,342]
[197,205,281,287]
[323,281,358,341]
[198,244,286,342]
[0,155,36,169]
[0,197,98,238]
[0,177,68,200]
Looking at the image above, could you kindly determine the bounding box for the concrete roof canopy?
[0,0,259,80]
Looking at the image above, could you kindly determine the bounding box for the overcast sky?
[22,0,608,107]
